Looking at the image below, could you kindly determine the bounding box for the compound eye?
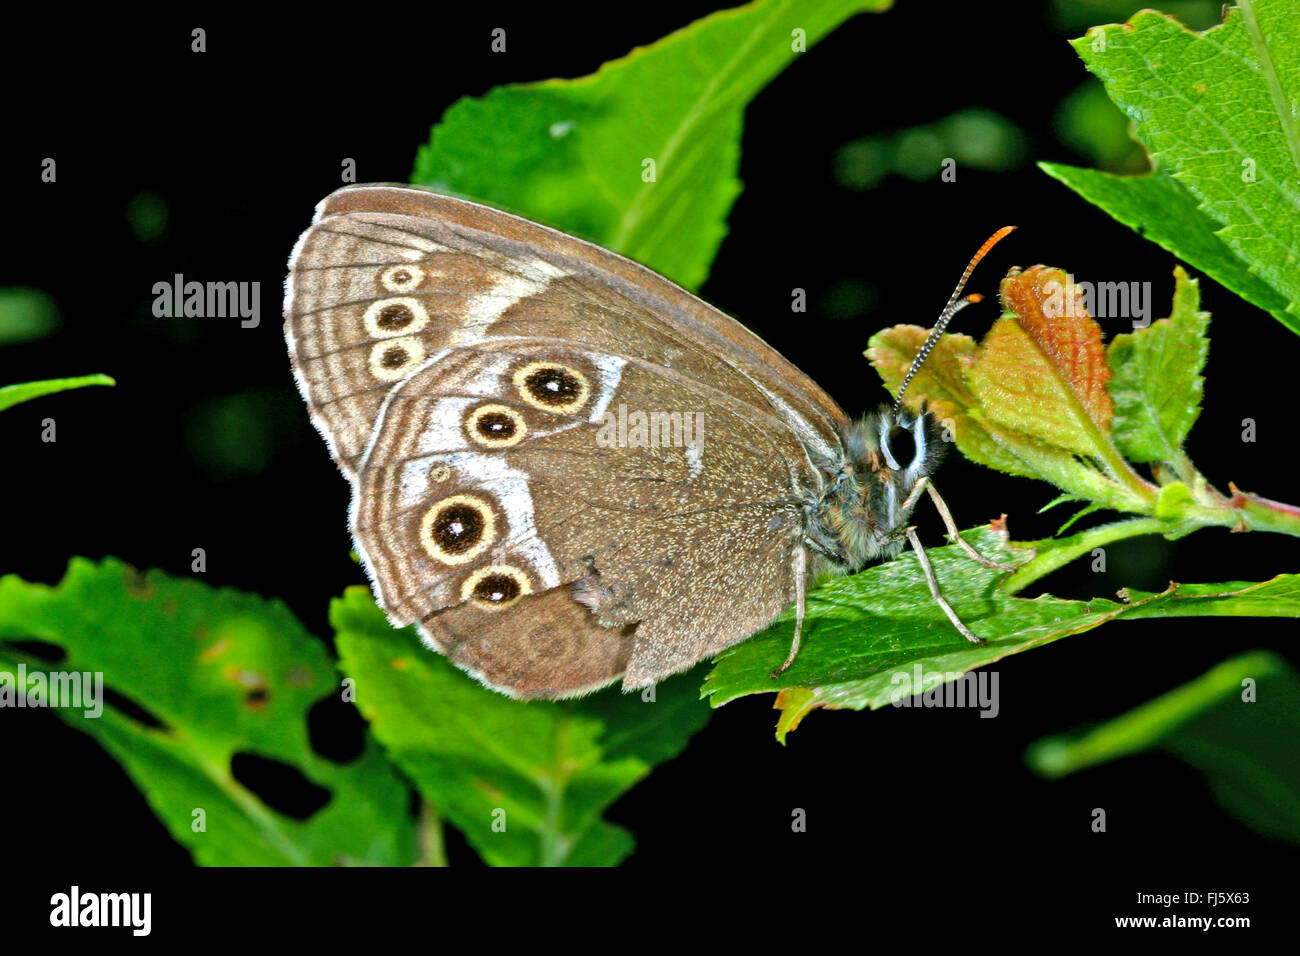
[885,424,917,471]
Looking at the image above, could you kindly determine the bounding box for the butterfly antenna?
[893,225,1016,411]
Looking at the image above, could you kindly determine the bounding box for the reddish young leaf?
[969,266,1115,459]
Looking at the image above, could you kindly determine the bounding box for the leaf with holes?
[411,0,890,290]
[0,559,414,866]
[332,587,711,866]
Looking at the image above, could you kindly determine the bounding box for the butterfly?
[284,184,1016,699]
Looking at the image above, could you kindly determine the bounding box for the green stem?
[1003,516,1170,595]
[1171,451,1198,487]
[1098,435,1161,505]
[1228,484,1300,537]
[1170,479,1300,538]
[1002,479,1300,594]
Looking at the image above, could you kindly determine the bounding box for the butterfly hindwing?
[419,587,636,700]
[346,337,811,693]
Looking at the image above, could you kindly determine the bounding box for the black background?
[3,2,1293,936]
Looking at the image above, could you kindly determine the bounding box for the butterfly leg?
[770,545,809,679]
[904,526,986,645]
[910,477,1018,572]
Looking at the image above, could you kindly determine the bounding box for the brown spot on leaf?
[472,778,503,801]
[122,566,154,599]
[200,637,230,661]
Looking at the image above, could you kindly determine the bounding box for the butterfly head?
[809,227,1017,573]
[812,404,946,571]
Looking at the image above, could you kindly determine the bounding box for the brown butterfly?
[284,184,1014,698]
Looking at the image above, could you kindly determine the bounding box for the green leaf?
[1045,3,1300,333]
[1117,576,1300,618]
[412,0,890,289]
[332,588,711,866]
[0,374,114,413]
[705,528,1101,740]
[0,560,415,866]
[1027,651,1300,845]
[703,527,1300,741]
[1039,493,1083,513]
[1106,266,1209,464]
[1039,165,1292,326]
[1054,501,1104,536]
